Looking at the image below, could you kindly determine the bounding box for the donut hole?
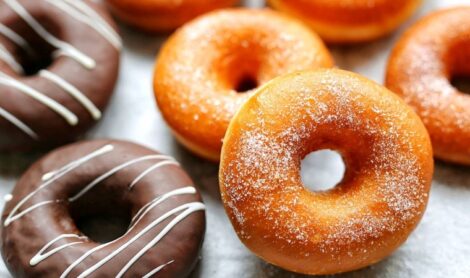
[69,190,132,243]
[235,74,258,93]
[5,15,59,76]
[451,76,470,95]
[449,39,470,95]
[218,46,261,93]
[300,149,346,192]
[18,43,55,76]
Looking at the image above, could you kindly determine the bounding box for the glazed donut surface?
[1,140,205,277]
[154,8,333,161]
[105,0,238,32]
[220,70,433,275]
[0,0,120,152]
[386,7,470,165]
[268,0,422,43]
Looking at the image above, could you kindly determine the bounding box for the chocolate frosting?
[0,0,120,152]
[1,139,206,277]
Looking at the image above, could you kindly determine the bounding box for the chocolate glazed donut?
[0,0,121,152]
[1,140,206,277]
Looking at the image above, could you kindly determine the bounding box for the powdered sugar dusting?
[154,9,333,154]
[220,70,432,269]
[386,7,470,163]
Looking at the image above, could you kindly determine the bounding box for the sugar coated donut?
[220,69,433,275]
[104,0,238,32]
[154,9,334,161]
[386,7,470,165]
[1,140,206,277]
[0,0,121,152]
[268,0,422,43]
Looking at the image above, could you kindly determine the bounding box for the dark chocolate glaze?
[1,139,206,277]
[0,0,120,152]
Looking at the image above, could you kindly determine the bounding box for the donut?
[0,0,120,152]
[386,7,470,165]
[104,0,238,32]
[154,9,334,161]
[268,0,422,43]
[219,70,433,275]
[1,139,206,277]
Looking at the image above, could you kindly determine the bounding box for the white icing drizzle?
[0,43,23,73]
[42,144,114,181]
[60,240,112,278]
[39,70,101,120]
[142,260,174,278]
[128,160,180,190]
[0,105,38,139]
[30,234,87,266]
[3,0,96,69]
[59,188,200,278]
[5,144,203,276]
[0,72,78,125]
[115,203,205,278]
[130,187,196,228]
[44,0,121,49]
[60,187,200,278]
[0,23,32,52]
[68,154,176,202]
[78,202,205,278]
[5,200,59,225]
[4,144,114,227]
[0,0,121,130]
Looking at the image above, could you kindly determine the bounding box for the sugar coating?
[220,69,433,273]
[154,9,333,157]
[270,0,416,25]
[386,7,470,164]
[268,0,421,44]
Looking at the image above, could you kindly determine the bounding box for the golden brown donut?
[154,9,334,161]
[386,7,470,165]
[220,69,433,275]
[104,0,238,32]
[268,0,422,43]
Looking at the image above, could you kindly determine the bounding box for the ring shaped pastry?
[386,7,470,165]
[105,0,238,32]
[1,140,206,277]
[0,0,120,152]
[220,70,433,275]
[268,0,422,43]
[154,9,334,161]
